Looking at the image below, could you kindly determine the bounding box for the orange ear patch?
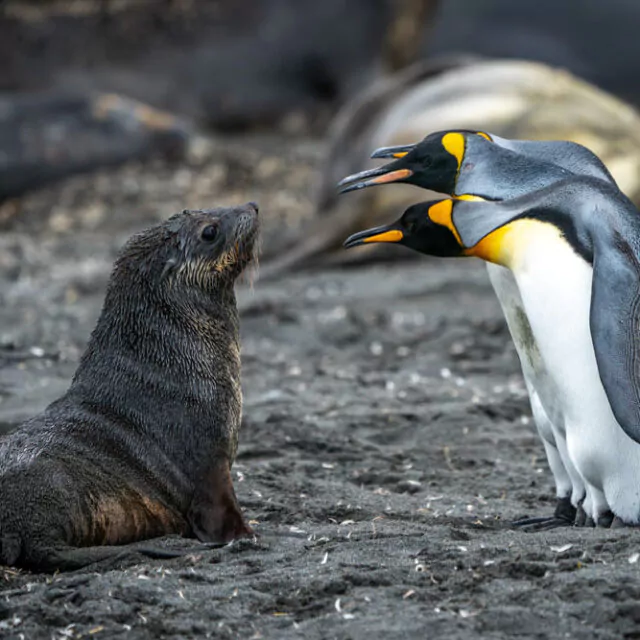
[442,133,465,170]
[427,199,462,245]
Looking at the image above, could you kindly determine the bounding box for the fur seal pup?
[0,203,259,571]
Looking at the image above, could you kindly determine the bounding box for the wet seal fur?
[0,203,259,572]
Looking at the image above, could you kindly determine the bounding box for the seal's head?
[115,202,260,297]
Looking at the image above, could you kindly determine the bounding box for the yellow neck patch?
[442,132,465,171]
[476,131,492,142]
[428,199,462,245]
[464,219,563,268]
[455,194,485,202]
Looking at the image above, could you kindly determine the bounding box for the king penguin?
[343,177,640,527]
[338,130,619,528]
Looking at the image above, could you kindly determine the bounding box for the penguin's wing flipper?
[590,242,640,443]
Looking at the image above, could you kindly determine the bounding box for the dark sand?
[0,135,638,639]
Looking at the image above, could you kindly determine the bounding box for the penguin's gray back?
[488,134,616,185]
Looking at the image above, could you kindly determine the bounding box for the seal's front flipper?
[187,457,253,544]
[0,532,23,567]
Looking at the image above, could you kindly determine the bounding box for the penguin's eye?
[201,225,219,242]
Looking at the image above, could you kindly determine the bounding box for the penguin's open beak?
[370,144,415,159]
[337,164,413,195]
[343,224,404,249]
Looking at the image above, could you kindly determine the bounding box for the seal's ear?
[160,257,179,281]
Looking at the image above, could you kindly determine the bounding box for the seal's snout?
[233,201,260,234]
[225,203,260,271]
[233,202,260,235]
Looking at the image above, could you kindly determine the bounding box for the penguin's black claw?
[511,496,576,531]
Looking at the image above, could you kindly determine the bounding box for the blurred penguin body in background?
[259,58,640,277]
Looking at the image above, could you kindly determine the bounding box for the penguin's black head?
[337,130,493,196]
[343,199,463,258]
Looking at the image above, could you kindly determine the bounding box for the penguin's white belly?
[486,263,564,427]
[486,263,579,502]
[511,236,640,523]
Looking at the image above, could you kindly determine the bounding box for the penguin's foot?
[511,496,576,531]
[596,510,614,528]
[555,495,578,522]
[574,497,618,527]
[574,503,587,527]
[572,503,596,527]
[610,516,640,528]
[589,512,640,528]
[576,510,637,528]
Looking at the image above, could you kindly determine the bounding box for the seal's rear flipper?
[187,457,253,544]
[23,545,188,573]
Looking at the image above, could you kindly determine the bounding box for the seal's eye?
[201,225,218,242]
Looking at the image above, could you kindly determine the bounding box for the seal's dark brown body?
[0,203,259,571]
